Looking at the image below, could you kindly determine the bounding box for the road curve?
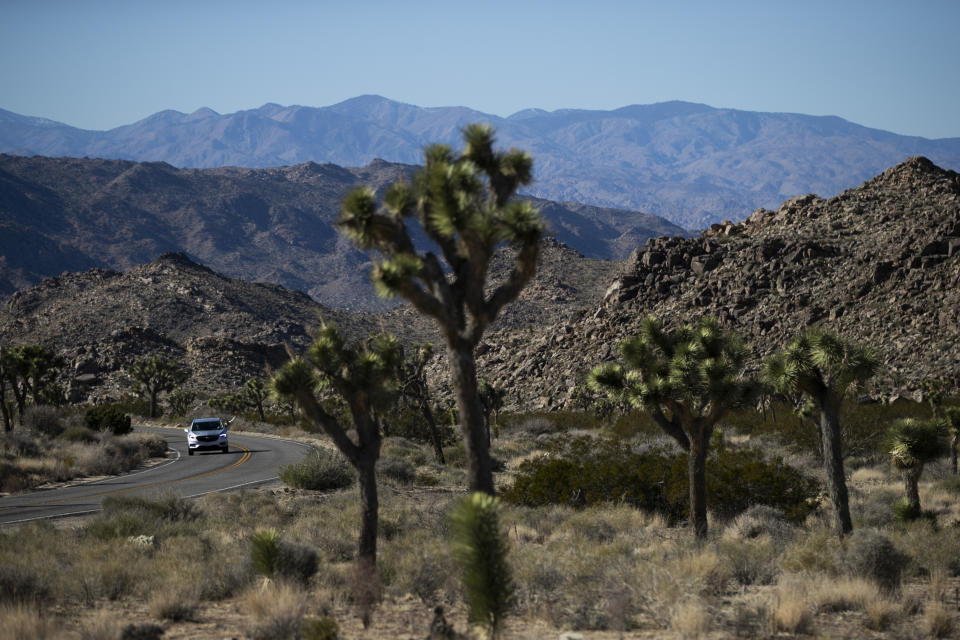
[0,426,311,525]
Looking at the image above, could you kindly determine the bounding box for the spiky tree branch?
[339,124,543,495]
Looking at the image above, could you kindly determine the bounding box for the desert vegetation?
[2,128,959,639]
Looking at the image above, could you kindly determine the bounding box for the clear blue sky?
[2,0,958,139]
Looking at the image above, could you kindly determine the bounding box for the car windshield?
[190,420,222,432]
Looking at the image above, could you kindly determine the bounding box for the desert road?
[0,426,311,525]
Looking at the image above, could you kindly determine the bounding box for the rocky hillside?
[0,239,614,403]
[467,157,960,409]
[0,153,683,306]
[3,96,959,227]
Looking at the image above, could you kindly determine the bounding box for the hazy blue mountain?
[2,97,959,227]
[0,154,683,308]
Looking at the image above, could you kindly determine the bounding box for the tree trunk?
[688,434,710,540]
[448,341,494,495]
[904,466,923,515]
[420,401,446,465]
[819,394,853,535]
[356,454,379,566]
[354,453,381,628]
[951,433,958,475]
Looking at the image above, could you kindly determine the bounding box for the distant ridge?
[0,153,683,307]
[2,96,959,227]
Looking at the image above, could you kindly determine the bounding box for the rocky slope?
[467,157,960,409]
[0,240,613,403]
[0,154,682,305]
[3,96,959,228]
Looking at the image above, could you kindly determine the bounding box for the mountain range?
[0,154,680,307]
[3,96,959,228]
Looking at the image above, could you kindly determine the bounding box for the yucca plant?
[450,492,514,640]
[764,328,877,535]
[589,316,757,539]
[339,124,543,495]
[250,528,283,580]
[887,417,950,517]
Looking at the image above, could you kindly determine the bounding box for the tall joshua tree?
[339,124,543,495]
[764,329,877,536]
[589,316,756,539]
[128,355,187,418]
[272,325,401,588]
[887,417,950,517]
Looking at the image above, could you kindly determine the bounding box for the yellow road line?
[1,443,252,510]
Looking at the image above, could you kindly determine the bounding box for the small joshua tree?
[451,492,514,640]
[243,377,269,422]
[339,124,543,495]
[2,344,66,425]
[272,325,401,624]
[128,355,188,418]
[887,418,950,517]
[395,343,446,464]
[764,328,877,535]
[589,316,756,539]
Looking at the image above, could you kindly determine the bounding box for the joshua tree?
[887,417,950,517]
[764,328,877,535]
[2,344,66,424]
[166,388,196,417]
[944,407,960,475]
[243,377,268,422]
[479,379,507,441]
[589,316,756,539]
[395,343,446,464]
[128,355,188,418]
[272,324,401,622]
[0,346,12,432]
[339,124,543,495]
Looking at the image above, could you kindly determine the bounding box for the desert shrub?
[723,505,795,544]
[119,622,165,640]
[85,405,132,435]
[250,529,318,585]
[137,434,168,459]
[58,425,98,443]
[279,448,354,491]
[301,616,340,640]
[502,437,820,524]
[147,586,197,621]
[377,456,415,485]
[717,536,781,586]
[934,475,960,495]
[87,493,201,541]
[3,430,41,457]
[781,528,844,575]
[382,406,457,447]
[843,528,909,595]
[107,394,150,418]
[0,564,50,605]
[103,493,200,523]
[23,405,64,437]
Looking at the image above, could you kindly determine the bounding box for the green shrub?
[844,528,909,595]
[85,405,132,435]
[59,425,98,444]
[251,529,283,579]
[502,437,820,524]
[279,448,355,491]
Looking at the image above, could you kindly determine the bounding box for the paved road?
[0,426,311,525]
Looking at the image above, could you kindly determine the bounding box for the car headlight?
[187,433,197,440]
[219,433,227,439]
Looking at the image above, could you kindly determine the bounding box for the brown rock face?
[467,157,960,409]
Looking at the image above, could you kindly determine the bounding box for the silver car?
[185,417,229,455]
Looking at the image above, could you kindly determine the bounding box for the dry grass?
[670,599,711,638]
[923,600,956,639]
[243,582,310,640]
[0,604,57,640]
